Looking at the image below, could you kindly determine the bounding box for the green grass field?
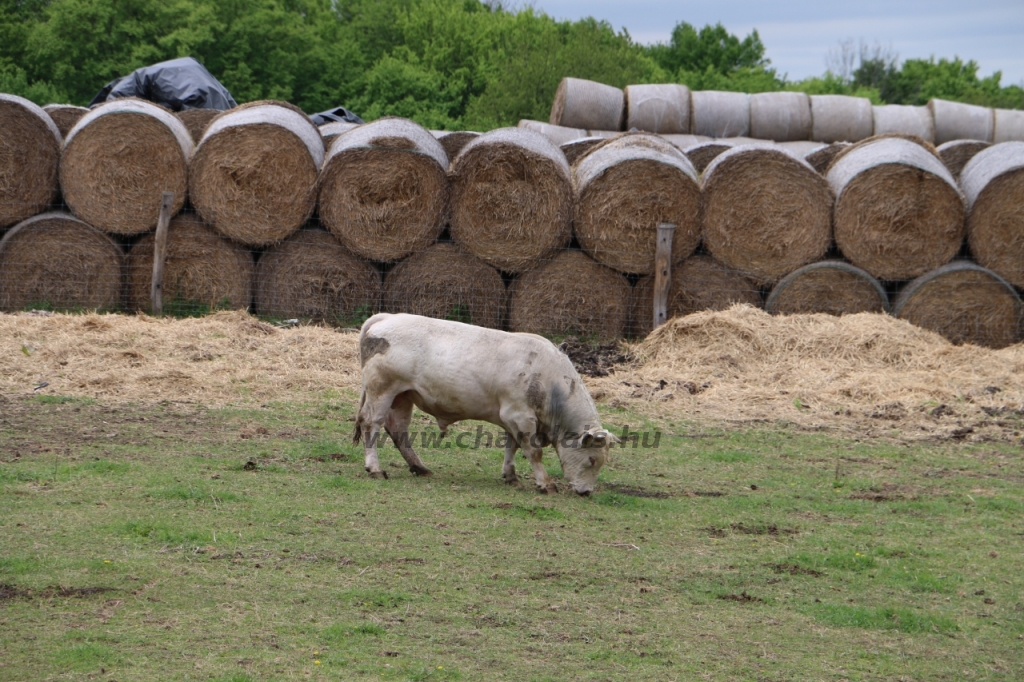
[1,393,1022,681]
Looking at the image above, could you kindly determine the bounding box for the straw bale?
[993,109,1024,143]
[630,255,760,336]
[960,141,1024,287]
[765,260,887,316]
[560,137,604,165]
[937,139,990,178]
[0,212,122,311]
[624,84,690,134]
[189,102,323,247]
[685,141,731,173]
[702,146,832,285]
[126,213,253,314]
[872,104,934,142]
[809,95,873,143]
[929,99,994,144]
[450,127,572,273]
[319,118,448,263]
[690,91,750,138]
[383,243,506,329]
[828,136,965,281]
[320,121,360,149]
[0,94,61,229]
[586,130,621,139]
[517,119,589,145]
[255,229,380,324]
[550,77,625,131]
[42,104,88,138]
[661,134,710,151]
[805,142,849,174]
[893,261,1020,348]
[175,108,221,144]
[431,130,480,163]
[777,140,823,156]
[573,133,701,274]
[749,92,811,141]
[509,250,630,340]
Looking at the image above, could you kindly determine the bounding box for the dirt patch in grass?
[0,583,118,600]
[602,483,671,499]
[849,484,920,502]
[718,591,764,603]
[767,563,824,577]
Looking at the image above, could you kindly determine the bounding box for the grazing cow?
[352,313,617,495]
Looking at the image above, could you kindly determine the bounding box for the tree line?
[2,0,1021,131]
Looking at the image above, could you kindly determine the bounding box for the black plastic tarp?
[310,107,364,125]
[90,57,237,111]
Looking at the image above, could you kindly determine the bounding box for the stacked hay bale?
[809,95,873,143]
[805,142,849,173]
[431,130,480,163]
[765,261,888,316]
[560,137,604,165]
[189,101,323,246]
[827,136,964,281]
[961,141,1024,288]
[685,141,732,173]
[255,229,380,323]
[450,127,572,273]
[994,109,1024,143]
[0,94,62,229]
[937,139,990,178]
[319,117,449,263]
[383,243,506,329]
[61,98,192,235]
[549,77,624,131]
[175,108,222,145]
[126,213,254,313]
[320,121,360,148]
[929,99,994,144]
[690,91,750,138]
[0,212,122,311]
[749,92,811,141]
[624,84,690,134]
[517,120,589,145]
[572,133,701,274]
[43,104,88,138]
[873,104,935,142]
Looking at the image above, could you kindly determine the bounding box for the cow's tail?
[352,389,366,445]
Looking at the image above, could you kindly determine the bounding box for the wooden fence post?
[150,192,175,315]
[652,222,675,331]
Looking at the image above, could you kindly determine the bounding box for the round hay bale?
[662,134,710,151]
[431,130,480,163]
[805,142,849,174]
[703,146,833,285]
[994,109,1024,143]
[319,117,448,263]
[320,121,360,149]
[189,102,323,247]
[573,133,701,274]
[872,104,935,142]
[827,136,965,281]
[550,77,625,132]
[61,98,191,235]
[255,229,380,324]
[560,137,604,166]
[777,140,823,156]
[937,139,990,178]
[893,261,1021,348]
[383,243,506,329]
[690,91,750,138]
[809,95,873,143]
[0,94,61,230]
[42,104,88,139]
[126,213,254,314]
[630,255,761,336]
[509,250,630,340]
[765,260,888,316]
[749,92,811,142]
[961,141,1024,287]
[450,127,572,273]
[517,119,588,146]
[175,108,221,144]
[0,212,122,312]
[586,129,622,139]
[624,84,690,134]
[929,99,994,145]
[685,141,731,173]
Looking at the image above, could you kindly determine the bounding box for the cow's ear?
[580,433,594,448]
[602,430,620,445]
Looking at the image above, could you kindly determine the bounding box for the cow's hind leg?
[385,392,432,477]
[359,392,400,479]
[502,433,519,485]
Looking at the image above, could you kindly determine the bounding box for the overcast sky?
[531,0,1024,86]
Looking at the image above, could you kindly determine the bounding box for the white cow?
[352,313,617,495]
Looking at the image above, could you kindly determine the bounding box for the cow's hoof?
[409,465,432,477]
[503,476,520,486]
[367,470,389,480]
[538,483,559,494]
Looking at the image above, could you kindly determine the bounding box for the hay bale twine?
[630,255,760,336]
[189,102,323,247]
[961,141,1024,287]
[690,91,750,138]
[0,94,61,230]
[509,250,630,340]
[0,212,122,311]
[937,139,990,178]
[685,141,732,173]
[450,127,572,273]
[61,99,191,235]
[749,92,811,142]
[893,261,1021,348]
[805,142,849,174]
[383,243,506,329]
[42,104,88,139]
[573,133,701,274]
[624,84,690,134]
[703,146,832,285]
[319,118,448,263]
[828,136,965,281]
[517,119,588,146]
[550,77,625,132]
[560,137,604,166]
[255,229,380,323]
[929,99,994,145]
[431,130,480,163]
[175,108,222,144]
[320,121,360,149]
[873,104,934,142]
[994,109,1024,143]
[765,260,888,316]
[126,213,253,313]
[809,95,873,143]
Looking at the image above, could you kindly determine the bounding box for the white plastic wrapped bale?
[993,109,1024,143]
[809,95,873,143]
[690,91,750,138]
[549,77,625,132]
[517,119,588,146]
[929,99,994,144]
[872,104,935,142]
[624,84,690,134]
[749,92,811,141]
[960,141,1024,287]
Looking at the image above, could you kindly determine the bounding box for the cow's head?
[556,427,618,495]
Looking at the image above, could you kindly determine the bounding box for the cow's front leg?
[526,446,557,494]
[502,433,519,485]
[502,413,556,493]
